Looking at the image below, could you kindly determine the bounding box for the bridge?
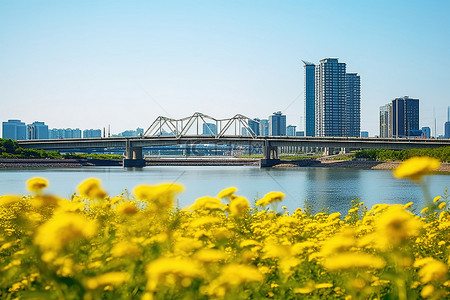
[17,136,450,167]
[15,113,450,167]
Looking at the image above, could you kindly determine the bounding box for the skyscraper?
[269,112,286,136]
[2,120,27,140]
[83,129,102,138]
[392,96,419,137]
[379,103,392,138]
[259,119,269,136]
[49,128,82,139]
[27,121,48,140]
[315,58,346,136]
[287,125,296,136]
[302,61,315,137]
[248,118,260,136]
[345,73,361,137]
[445,122,450,138]
[421,127,431,138]
[304,58,360,137]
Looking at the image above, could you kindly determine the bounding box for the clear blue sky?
[1,0,449,136]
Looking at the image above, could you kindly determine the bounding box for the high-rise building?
[117,128,145,137]
[315,58,346,137]
[303,61,315,137]
[269,112,286,136]
[27,121,48,140]
[304,58,360,137]
[445,122,450,138]
[259,119,269,137]
[202,123,216,136]
[49,128,81,139]
[2,119,27,140]
[379,103,392,138]
[287,125,297,136]
[345,73,361,137]
[421,127,431,139]
[248,118,260,136]
[392,96,419,137]
[83,129,102,138]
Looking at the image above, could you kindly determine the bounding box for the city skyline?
[1,1,449,137]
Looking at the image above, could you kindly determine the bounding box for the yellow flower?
[315,283,333,289]
[256,191,285,206]
[433,196,441,203]
[195,249,227,263]
[229,196,250,216]
[26,177,49,193]
[0,195,21,206]
[111,241,142,257]
[217,264,263,286]
[34,212,98,252]
[420,207,429,214]
[189,216,221,228]
[133,183,184,209]
[420,284,434,298]
[393,156,440,181]
[189,196,224,211]
[418,259,448,283]
[294,287,314,294]
[376,204,422,247]
[327,212,341,221]
[86,272,129,289]
[323,252,386,271]
[77,178,107,199]
[217,187,238,199]
[438,202,446,210]
[116,202,139,215]
[320,229,355,257]
[146,257,203,291]
[404,202,413,209]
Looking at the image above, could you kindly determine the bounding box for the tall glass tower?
[345,73,361,137]
[392,96,419,137]
[303,58,360,137]
[315,58,347,137]
[269,112,286,136]
[302,61,315,136]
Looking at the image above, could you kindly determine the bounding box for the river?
[0,166,448,214]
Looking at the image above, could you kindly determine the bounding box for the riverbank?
[0,158,122,169]
[1,158,450,172]
[274,159,450,172]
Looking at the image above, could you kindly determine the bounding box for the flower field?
[0,157,449,299]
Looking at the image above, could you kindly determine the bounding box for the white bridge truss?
[144,112,260,138]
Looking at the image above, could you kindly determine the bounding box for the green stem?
[419,180,433,207]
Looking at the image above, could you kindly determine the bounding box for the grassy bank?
[0,139,122,160]
[355,146,450,162]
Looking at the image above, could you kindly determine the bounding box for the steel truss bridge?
[144,112,259,138]
[16,113,450,167]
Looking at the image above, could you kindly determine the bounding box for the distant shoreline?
[274,159,450,172]
[1,158,450,172]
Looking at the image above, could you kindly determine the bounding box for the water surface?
[0,166,448,214]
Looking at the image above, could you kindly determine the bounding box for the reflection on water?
[0,166,447,214]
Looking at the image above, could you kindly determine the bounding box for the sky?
[1,0,450,137]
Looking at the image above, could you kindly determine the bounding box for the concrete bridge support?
[260,141,281,168]
[123,141,146,168]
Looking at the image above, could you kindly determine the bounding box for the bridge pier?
[123,141,146,168]
[260,141,281,168]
